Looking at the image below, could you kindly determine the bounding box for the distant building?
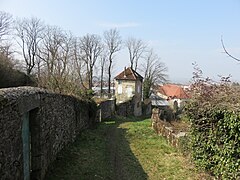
[114,67,143,116]
[150,93,169,107]
[156,84,189,109]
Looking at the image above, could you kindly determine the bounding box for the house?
[156,84,189,109]
[114,67,143,116]
[150,93,169,107]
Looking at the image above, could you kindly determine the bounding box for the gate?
[22,112,30,180]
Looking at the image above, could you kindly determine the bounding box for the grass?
[120,117,210,180]
[45,116,211,180]
[45,121,114,180]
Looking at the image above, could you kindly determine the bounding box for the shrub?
[184,64,240,179]
[0,54,35,88]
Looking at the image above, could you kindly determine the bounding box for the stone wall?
[151,108,187,147]
[0,87,96,180]
[142,99,152,116]
[116,98,135,117]
[97,99,116,121]
[95,97,136,121]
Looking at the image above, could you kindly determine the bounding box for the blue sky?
[1,0,240,83]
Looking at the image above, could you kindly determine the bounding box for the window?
[118,85,122,94]
[137,85,141,93]
[127,87,133,97]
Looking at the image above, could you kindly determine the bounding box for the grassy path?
[45,116,210,180]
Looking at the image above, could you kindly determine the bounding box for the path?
[45,116,210,180]
[106,123,122,180]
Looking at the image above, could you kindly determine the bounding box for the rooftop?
[158,84,189,99]
[115,67,143,81]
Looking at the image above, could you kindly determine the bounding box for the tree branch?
[221,36,240,62]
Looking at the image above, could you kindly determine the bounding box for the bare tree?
[0,11,14,62]
[221,36,240,62]
[0,46,14,69]
[0,43,13,58]
[37,25,75,93]
[99,50,107,97]
[126,37,146,71]
[15,17,45,75]
[71,37,88,90]
[103,29,122,97]
[141,49,168,99]
[0,11,12,41]
[79,34,102,90]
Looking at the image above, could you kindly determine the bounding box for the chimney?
[124,67,126,78]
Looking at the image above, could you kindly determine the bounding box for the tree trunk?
[108,59,112,98]
[100,66,104,97]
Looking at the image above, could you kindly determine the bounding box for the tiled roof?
[158,84,189,99]
[115,67,143,81]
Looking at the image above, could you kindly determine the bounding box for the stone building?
[114,67,143,116]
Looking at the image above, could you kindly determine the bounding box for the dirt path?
[105,121,148,180]
[106,123,124,180]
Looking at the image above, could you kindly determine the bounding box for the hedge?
[185,71,240,179]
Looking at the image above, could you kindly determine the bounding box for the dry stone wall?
[0,87,96,180]
[151,108,187,147]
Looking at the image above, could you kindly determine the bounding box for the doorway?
[21,108,41,180]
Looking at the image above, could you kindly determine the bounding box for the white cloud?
[98,22,140,28]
